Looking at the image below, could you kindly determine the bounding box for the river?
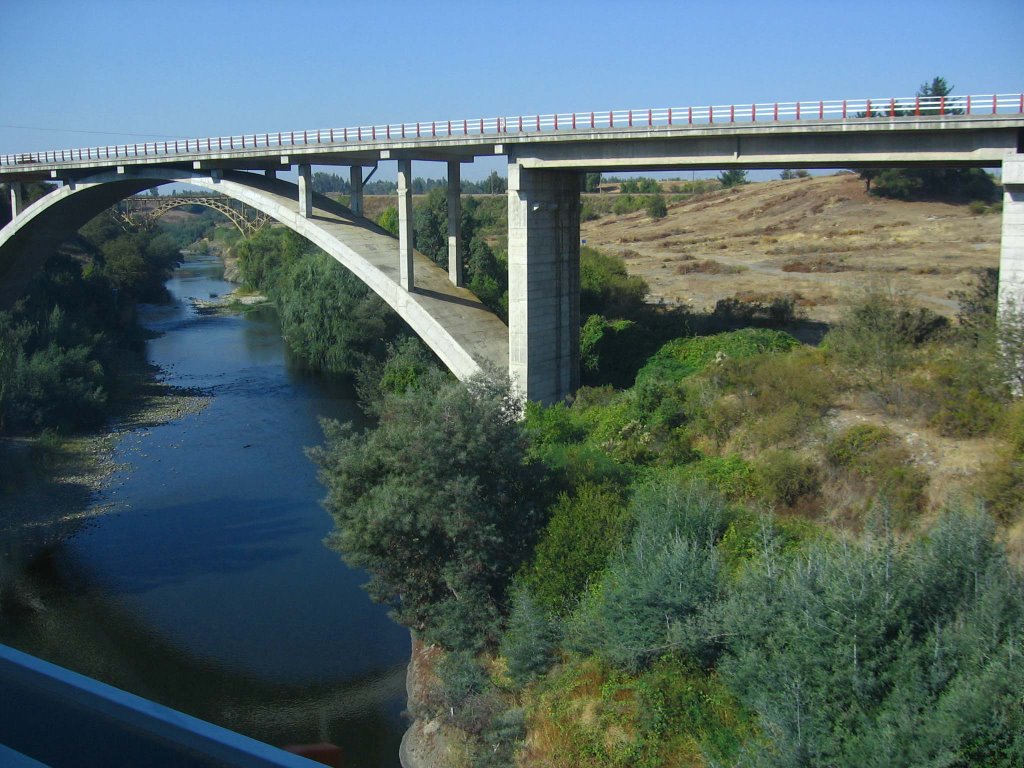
[0,252,409,766]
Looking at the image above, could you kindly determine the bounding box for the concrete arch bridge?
[3,92,1024,402]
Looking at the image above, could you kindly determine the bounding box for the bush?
[311,374,545,650]
[907,346,1006,437]
[825,286,948,404]
[754,450,821,507]
[825,423,897,467]
[501,586,560,686]
[525,483,631,615]
[645,194,667,219]
[567,481,728,672]
[579,315,653,388]
[580,247,648,319]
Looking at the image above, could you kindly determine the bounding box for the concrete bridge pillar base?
[999,156,1024,315]
[507,164,581,404]
[397,160,414,290]
[297,165,312,218]
[350,166,364,216]
[448,161,463,286]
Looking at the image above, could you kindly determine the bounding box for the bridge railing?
[3,93,1022,168]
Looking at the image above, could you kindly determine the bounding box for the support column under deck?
[507,164,581,404]
[448,161,463,286]
[9,183,23,218]
[397,159,414,290]
[999,156,1024,315]
[350,166,364,216]
[297,164,312,218]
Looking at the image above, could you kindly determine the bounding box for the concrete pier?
[507,165,581,404]
[8,183,23,217]
[447,161,463,286]
[297,164,312,218]
[350,166,363,216]
[397,160,414,290]
[999,156,1024,316]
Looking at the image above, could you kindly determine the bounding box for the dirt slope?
[582,173,1002,323]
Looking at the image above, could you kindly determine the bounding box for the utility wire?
[0,123,186,140]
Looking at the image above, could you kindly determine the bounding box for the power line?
[0,123,185,140]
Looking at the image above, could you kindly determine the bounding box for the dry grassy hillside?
[582,173,1002,322]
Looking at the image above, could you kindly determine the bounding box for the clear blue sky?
[4,0,1022,180]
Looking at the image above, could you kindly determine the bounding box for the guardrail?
[3,93,1022,168]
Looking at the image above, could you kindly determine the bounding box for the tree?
[584,172,602,193]
[310,373,546,650]
[718,169,748,188]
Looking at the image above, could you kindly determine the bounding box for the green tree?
[584,172,603,193]
[718,169,748,188]
[310,374,546,650]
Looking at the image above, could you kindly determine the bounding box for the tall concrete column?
[447,161,463,286]
[297,164,312,218]
[507,164,581,404]
[349,166,364,216]
[9,183,24,217]
[999,156,1024,316]
[397,159,414,290]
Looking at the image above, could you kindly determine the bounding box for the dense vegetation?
[0,213,180,436]
[306,242,1023,765]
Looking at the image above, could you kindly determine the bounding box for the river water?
[0,252,409,766]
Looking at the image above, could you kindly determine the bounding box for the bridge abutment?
[507,164,581,404]
[448,161,463,286]
[397,160,414,290]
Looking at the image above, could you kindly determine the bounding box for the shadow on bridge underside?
[0,169,509,382]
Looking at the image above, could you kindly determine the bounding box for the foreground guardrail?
[2,93,1022,167]
[0,644,320,768]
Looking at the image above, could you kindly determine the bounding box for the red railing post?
[479,118,484,133]
[609,110,614,127]
[866,99,872,118]
[431,121,436,137]
[628,109,632,127]
[730,104,735,122]
[709,105,714,123]
[889,97,896,118]
[915,96,920,116]
[572,112,577,129]
[751,104,756,122]
[940,96,945,115]
[966,95,971,114]
[647,108,652,126]
[536,114,541,131]
[796,102,801,120]
[688,106,692,124]
[448,120,452,136]
[555,113,559,130]
[373,125,377,140]
[773,102,778,120]
[668,107,673,125]
[992,94,998,114]
[819,100,823,119]
[464,119,468,134]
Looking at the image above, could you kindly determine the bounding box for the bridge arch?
[0,168,508,382]
[117,196,271,237]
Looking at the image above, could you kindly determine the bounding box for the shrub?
[754,450,821,507]
[645,194,667,219]
[567,482,728,672]
[525,482,631,615]
[824,286,948,403]
[712,294,799,326]
[907,346,1006,437]
[501,586,561,686]
[825,423,897,467]
[579,315,653,388]
[580,247,648,319]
